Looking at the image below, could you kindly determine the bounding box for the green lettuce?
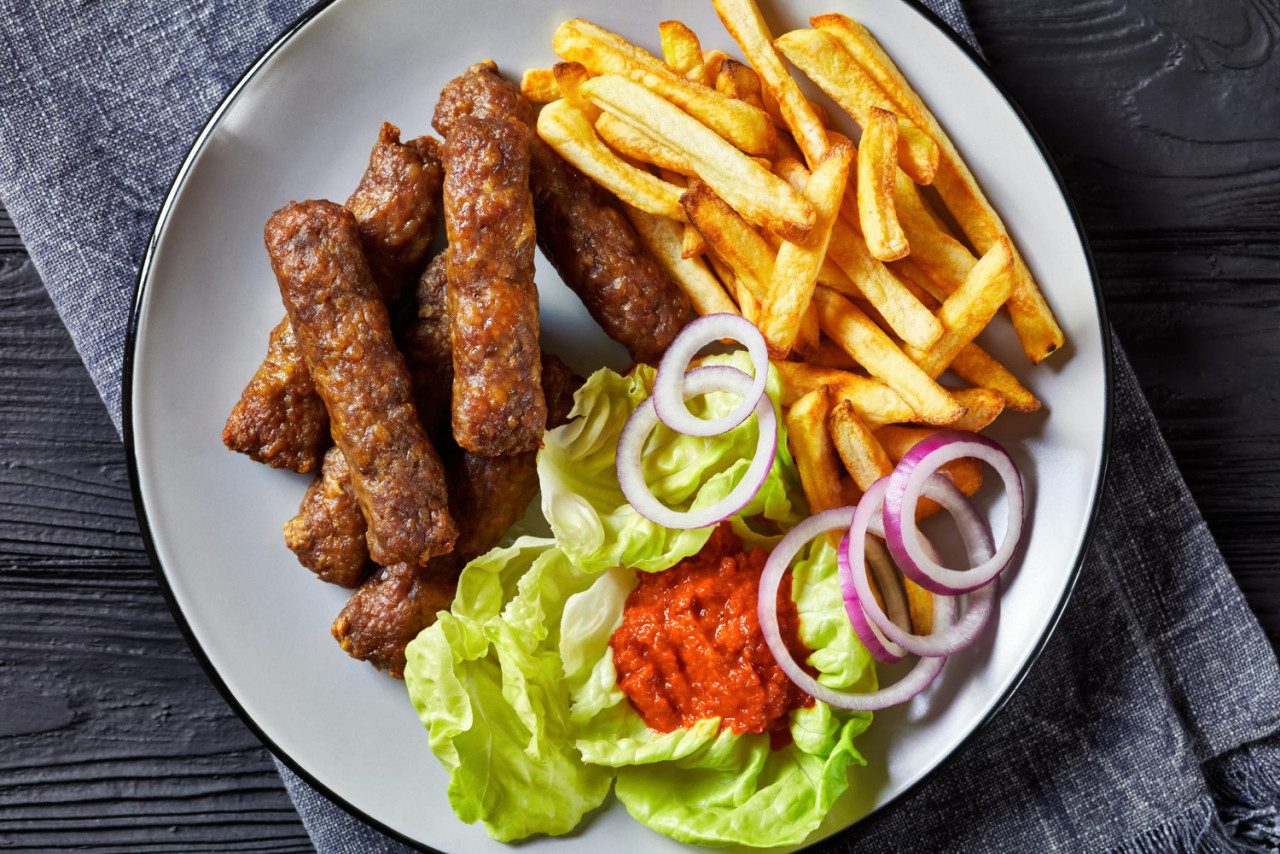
[538,353,805,574]
[561,535,875,847]
[405,354,877,847]
[403,539,612,842]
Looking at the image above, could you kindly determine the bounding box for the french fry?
[858,106,910,261]
[786,387,844,515]
[892,171,974,295]
[949,346,1041,413]
[553,61,599,121]
[838,475,863,509]
[760,142,855,357]
[775,27,939,185]
[905,576,933,636]
[812,14,1064,362]
[876,425,986,527]
[554,20,777,156]
[828,399,892,491]
[876,427,985,501]
[715,58,765,110]
[813,286,964,425]
[624,204,739,316]
[772,360,916,426]
[581,75,813,241]
[761,87,830,133]
[945,387,1006,431]
[907,238,1016,378]
[681,182,774,300]
[712,0,829,167]
[803,337,858,370]
[776,158,942,350]
[705,249,760,323]
[520,68,561,103]
[658,20,703,77]
[694,48,731,85]
[537,99,686,220]
[594,112,694,176]
[660,170,708,259]
[797,305,820,353]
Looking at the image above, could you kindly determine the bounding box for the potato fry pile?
[523,1,1064,635]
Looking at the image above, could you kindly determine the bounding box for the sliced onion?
[836,534,906,664]
[759,508,956,712]
[652,313,768,437]
[884,431,1024,595]
[616,366,776,530]
[843,477,997,658]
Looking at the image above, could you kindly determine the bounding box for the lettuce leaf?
[403,539,612,842]
[560,534,875,847]
[406,355,877,847]
[538,353,804,575]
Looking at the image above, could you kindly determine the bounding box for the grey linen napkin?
[2,0,1278,851]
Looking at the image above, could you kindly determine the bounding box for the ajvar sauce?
[610,523,814,741]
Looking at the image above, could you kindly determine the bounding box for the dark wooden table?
[2,1,1278,850]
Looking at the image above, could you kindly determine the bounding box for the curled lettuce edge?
[404,355,878,847]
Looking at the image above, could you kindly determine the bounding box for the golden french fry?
[521,68,561,103]
[712,0,829,167]
[813,14,1064,362]
[581,75,813,241]
[680,182,775,300]
[828,399,892,491]
[892,171,974,295]
[875,424,985,524]
[537,99,686,220]
[797,305,821,353]
[715,58,765,110]
[905,575,933,635]
[945,387,1006,431]
[775,28,939,185]
[949,345,1041,413]
[813,286,964,425]
[660,170,708,259]
[705,249,760,322]
[594,112,694,176]
[838,474,863,508]
[658,20,703,77]
[786,387,844,515]
[554,20,777,156]
[776,158,942,350]
[772,360,916,426]
[695,48,731,85]
[803,337,858,370]
[553,61,599,121]
[907,238,1016,377]
[760,142,855,357]
[624,204,738,316]
[858,106,910,261]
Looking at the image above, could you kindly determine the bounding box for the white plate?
[125,1,1110,851]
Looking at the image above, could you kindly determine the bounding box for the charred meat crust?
[442,115,546,455]
[266,199,456,566]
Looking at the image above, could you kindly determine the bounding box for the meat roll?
[433,60,690,365]
[442,114,546,455]
[223,124,442,472]
[266,200,456,566]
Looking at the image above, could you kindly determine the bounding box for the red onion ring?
[884,431,1024,595]
[616,366,776,530]
[842,477,997,659]
[758,508,956,712]
[652,313,768,437]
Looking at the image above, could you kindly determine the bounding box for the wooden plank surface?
[1,0,1278,850]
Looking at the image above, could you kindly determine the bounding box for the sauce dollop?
[610,523,813,739]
